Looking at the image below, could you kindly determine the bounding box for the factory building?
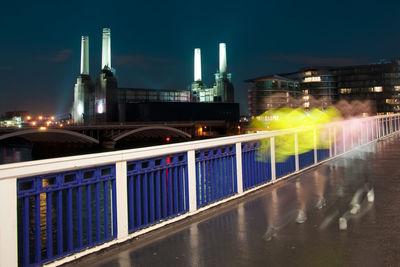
[191,44,234,103]
[246,58,400,116]
[71,28,238,124]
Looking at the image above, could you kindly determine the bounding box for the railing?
[0,114,399,267]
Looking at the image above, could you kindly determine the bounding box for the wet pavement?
[69,134,400,267]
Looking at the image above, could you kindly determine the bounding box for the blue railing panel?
[299,150,315,169]
[127,153,188,233]
[276,155,296,178]
[17,165,116,267]
[317,149,330,162]
[196,145,237,207]
[242,141,271,190]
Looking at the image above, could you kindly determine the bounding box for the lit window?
[304,71,312,76]
[340,88,352,94]
[368,86,383,92]
[386,99,396,104]
[394,85,400,91]
[303,76,321,82]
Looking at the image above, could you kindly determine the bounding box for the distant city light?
[50,116,55,120]
[39,127,47,131]
[31,121,37,126]
[38,116,43,120]
[26,116,31,120]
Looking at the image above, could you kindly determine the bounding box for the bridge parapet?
[0,114,398,266]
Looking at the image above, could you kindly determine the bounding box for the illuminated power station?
[191,43,234,103]
[71,36,94,123]
[72,28,238,124]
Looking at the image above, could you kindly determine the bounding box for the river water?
[0,145,32,164]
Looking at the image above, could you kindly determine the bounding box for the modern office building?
[246,58,400,116]
[245,75,300,116]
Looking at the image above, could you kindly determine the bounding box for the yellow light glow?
[31,121,37,126]
[39,127,47,131]
[38,116,43,120]
[26,116,31,120]
[250,107,342,162]
[50,116,55,120]
[59,124,64,127]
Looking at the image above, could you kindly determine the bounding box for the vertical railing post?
[313,128,318,164]
[294,132,299,171]
[270,137,276,182]
[187,150,197,212]
[328,127,332,158]
[376,118,379,139]
[366,120,369,144]
[0,177,17,267]
[343,123,346,152]
[333,126,337,155]
[235,143,243,194]
[116,161,128,239]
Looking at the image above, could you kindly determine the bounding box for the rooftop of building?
[244,74,299,83]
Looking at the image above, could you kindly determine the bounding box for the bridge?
[0,121,233,147]
[0,114,397,266]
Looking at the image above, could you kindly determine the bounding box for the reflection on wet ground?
[70,135,400,267]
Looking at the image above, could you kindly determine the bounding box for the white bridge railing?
[0,114,398,267]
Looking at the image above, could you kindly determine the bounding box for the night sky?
[1,0,400,116]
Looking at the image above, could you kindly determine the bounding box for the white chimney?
[80,36,89,75]
[194,48,202,82]
[101,28,111,69]
[219,43,227,74]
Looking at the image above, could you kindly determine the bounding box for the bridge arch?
[113,126,192,142]
[0,129,99,144]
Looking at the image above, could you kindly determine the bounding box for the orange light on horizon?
[50,116,55,120]
[31,121,37,126]
[26,116,31,121]
[39,127,47,131]
[38,116,43,120]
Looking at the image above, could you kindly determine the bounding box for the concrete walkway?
[69,134,400,267]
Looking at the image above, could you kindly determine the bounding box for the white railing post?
[333,126,337,156]
[328,127,332,157]
[366,120,369,144]
[187,150,197,212]
[376,118,379,139]
[270,137,276,182]
[294,132,299,171]
[0,178,18,267]
[343,124,346,152]
[235,143,243,194]
[116,161,128,239]
[313,128,318,164]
